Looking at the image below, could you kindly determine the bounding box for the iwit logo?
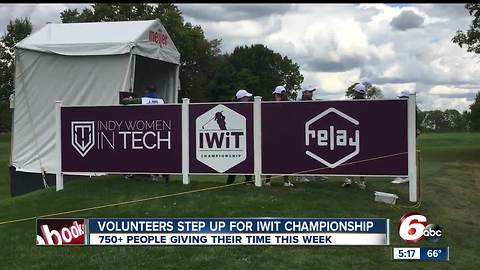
[305,108,360,168]
[196,105,246,173]
[71,121,95,157]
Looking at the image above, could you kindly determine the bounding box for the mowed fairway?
[0,132,479,269]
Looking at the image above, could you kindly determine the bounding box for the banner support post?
[182,98,190,185]
[254,96,262,187]
[408,94,417,202]
[55,100,63,191]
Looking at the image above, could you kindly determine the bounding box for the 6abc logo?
[398,213,443,243]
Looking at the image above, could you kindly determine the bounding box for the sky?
[0,3,478,112]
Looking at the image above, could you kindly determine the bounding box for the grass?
[0,132,479,269]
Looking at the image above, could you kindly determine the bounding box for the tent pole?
[174,65,180,104]
[55,100,63,191]
[130,54,136,92]
[9,93,15,166]
[120,53,134,92]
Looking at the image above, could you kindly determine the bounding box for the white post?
[407,94,417,202]
[55,101,63,191]
[254,96,262,187]
[182,98,190,185]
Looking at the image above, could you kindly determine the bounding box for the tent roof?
[16,19,180,64]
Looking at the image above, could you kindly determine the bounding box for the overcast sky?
[1,3,478,112]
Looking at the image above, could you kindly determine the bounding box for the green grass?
[0,132,479,269]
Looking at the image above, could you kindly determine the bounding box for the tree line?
[1,3,480,132]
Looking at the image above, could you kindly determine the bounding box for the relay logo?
[36,218,85,245]
[305,108,360,168]
[71,121,95,157]
[398,213,443,243]
[196,105,247,173]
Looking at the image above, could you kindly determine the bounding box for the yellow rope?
[0,181,246,226]
[0,151,416,226]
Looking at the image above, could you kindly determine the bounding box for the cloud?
[179,4,295,22]
[1,3,478,112]
[375,82,417,98]
[0,4,91,34]
[390,10,425,31]
[429,85,478,99]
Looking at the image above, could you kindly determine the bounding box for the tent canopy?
[16,19,180,64]
[11,19,181,176]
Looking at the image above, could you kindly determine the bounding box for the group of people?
[121,82,413,190]
[226,83,414,190]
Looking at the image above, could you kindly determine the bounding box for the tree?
[345,82,384,99]
[208,44,304,101]
[417,107,426,132]
[422,110,449,132]
[462,110,471,131]
[0,17,32,132]
[60,4,222,102]
[470,91,480,131]
[452,4,480,54]
[443,109,464,131]
[0,18,32,102]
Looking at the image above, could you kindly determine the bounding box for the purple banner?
[61,105,182,173]
[189,103,254,174]
[261,100,408,176]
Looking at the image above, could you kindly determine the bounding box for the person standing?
[264,86,294,187]
[121,85,165,105]
[226,89,254,185]
[121,85,169,183]
[392,89,415,184]
[295,85,329,183]
[342,83,367,189]
[297,85,316,101]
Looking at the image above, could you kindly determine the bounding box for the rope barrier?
[0,151,418,226]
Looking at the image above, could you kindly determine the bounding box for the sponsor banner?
[189,103,254,174]
[261,100,408,175]
[36,218,86,245]
[61,105,182,173]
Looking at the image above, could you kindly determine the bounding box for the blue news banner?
[87,218,389,246]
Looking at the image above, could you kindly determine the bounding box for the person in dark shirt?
[297,85,316,101]
[122,85,169,183]
[264,86,294,187]
[226,89,254,185]
[120,85,165,105]
[295,85,329,183]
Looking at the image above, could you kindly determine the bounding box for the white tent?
[10,19,181,176]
